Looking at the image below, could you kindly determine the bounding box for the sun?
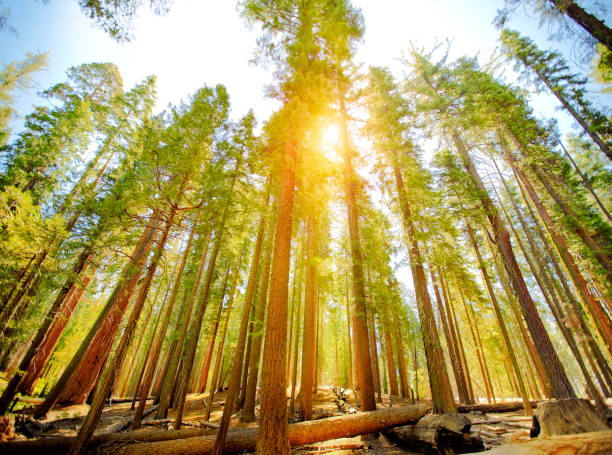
[321,124,341,161]
[322,124,340,146]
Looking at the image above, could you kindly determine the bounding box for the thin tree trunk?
[339,90,377,413]
[173,190,239,429]
[241,233,273,422]
[452,131,575,399]
[465,222,532,415]
[34,217,160,418]
[67,205,177,455]
[156,221,214,419]
[392,310,409,399]
[204,270,239,420]
[388,148,456,413]
[298,217,318,421]
[428,264,468,404]
[212,185,271,455]
[133,217,198,427]
[198,267,231,393]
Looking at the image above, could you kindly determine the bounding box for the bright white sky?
[1,0,607,295]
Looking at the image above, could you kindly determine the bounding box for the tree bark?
[452,131,575,399]
[33,217,160,418]
[67,206,177,455]
[465,222,532,415]
[339,89,377,413]
[132,217,198,428]
[212,184,270,455]
[241,229,273,422]
[389,149,456,413]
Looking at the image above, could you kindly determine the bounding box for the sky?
[4,0,605,130]
[1,0,609,294]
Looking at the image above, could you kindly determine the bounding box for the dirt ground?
[4,385,542,454]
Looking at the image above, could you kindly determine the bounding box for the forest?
[0,0,611,454]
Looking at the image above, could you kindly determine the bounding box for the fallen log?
[142,419,219,429]
[108,397,154,405]
[0,427,215,454]
[532,398,609,437]
[105,403,431,455]
[100,404,158,434]
[465,429,612,454]
[458,401,539,413]
[470,417,533,425]
[385,413,484,454]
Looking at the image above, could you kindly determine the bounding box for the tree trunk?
[33,217,160,418]
[156,221,213,419]
[241,228,273,422]
[289,229,305,417]
[465,222,532,415]
[104,404,431,455]
[204,266,239,420]
[428,264,469,404]
[174,191,238,429]
[212,184,271,455]
[67,206,177,455]
[298,216,318,421]
[339,90,377,413]
[467,430,612,455]
[0,248,95,414]
[452,131,575,399]
[132,217,198,428]
[506,151,612,358]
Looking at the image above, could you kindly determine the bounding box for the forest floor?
[1,383,587,454]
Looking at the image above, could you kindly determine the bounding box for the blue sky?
[2,0,608,135]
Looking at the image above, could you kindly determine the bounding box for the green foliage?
[0,52,49,145]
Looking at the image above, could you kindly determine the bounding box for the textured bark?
[392,309,410,399]
[382,308,399,396]
[508,154,612,358]
[368,311,382,402]
[467,430,612,455]
[465,222,532,415]
[339,87,377,413]
[212,185,270,455]
[385,413,483,453]
[250,138,295,454]
[174,191,238,429]
[118,291,157,397]
[492,183,607,410]
[390,149,456,413]
[428,264,469,404]
[452,131,574,399]
[533,398,608,437]
[204,268,239,420]
[156,223,213,419]
[288,231,305,417]
[67,206,176,455]
[345,275,353,390]
[241,232,273,422]
[439,270,473,404]
[459,288,494,403]
[34,218,160,418]
[132,218,197,428]
[0,249,95,414]
[0,426,216,454]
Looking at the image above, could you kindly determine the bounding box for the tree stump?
[532,398,609,437]
[385,413,484,454]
